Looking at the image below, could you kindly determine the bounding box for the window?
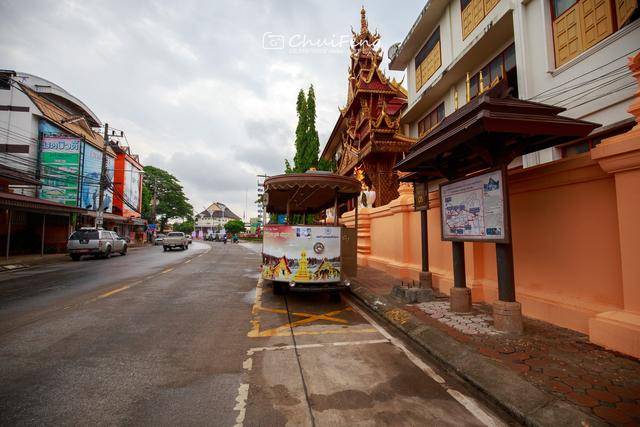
[69,230,99,240]
[418,103,445,137]
[552,0,638,67]
[467,44,517,101]
[461,0,501,39]
[415,28,442,91]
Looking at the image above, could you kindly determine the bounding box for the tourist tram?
[261,171,360,298]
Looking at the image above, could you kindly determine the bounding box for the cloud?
[0,0,425,219]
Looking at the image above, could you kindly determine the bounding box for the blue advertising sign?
[80,143,113,212]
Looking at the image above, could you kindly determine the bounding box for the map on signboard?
[440,170,506,241]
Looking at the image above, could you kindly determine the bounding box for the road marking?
[233,383,249,427]
[246,339,389,355]
[161,267,174,274]
[249,306,353,337]
[347,296,504,427]
[447,389,503,427]
[97,285,130,299]
[184,259,192,264]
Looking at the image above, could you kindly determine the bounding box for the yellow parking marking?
[98,285,130,299]
[161,267,174,274]
[248,279,375,337]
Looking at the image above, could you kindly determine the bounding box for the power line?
[527,47,640,101]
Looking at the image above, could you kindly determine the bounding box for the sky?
[0,0,425,220]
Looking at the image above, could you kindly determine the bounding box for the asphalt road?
[0,241,514,426]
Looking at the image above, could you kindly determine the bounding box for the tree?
[284,85,324,173]
[225,219,246,235]
[173,218,195,234]
[141,165,193,229]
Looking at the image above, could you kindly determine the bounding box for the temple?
[320,7,415,206]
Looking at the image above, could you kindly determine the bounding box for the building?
[111,142,146,242]
[0,70,146,255]
[195,202,241,238]
[337,1,640,357]
[320,8,416,207]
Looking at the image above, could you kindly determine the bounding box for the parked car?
[67,228,127,261]
[154,233,166,245]
[163,232,189,251]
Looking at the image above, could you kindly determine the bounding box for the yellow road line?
[161,267,174,274]
[98,285,130,299]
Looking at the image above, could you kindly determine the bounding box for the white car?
[163,232,189,251]
[67,228,127,260]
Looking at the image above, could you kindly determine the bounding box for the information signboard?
[413,181,429,211]
[439,169,509,243]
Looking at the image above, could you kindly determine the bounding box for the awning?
[0,191,85,215]
[395,82,600,180]
[82,211,129,223]
[264,172,361,214]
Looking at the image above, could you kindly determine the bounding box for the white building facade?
[390,0,639,162]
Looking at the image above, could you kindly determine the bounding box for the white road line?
[246,339,389,356]
[346,296,505,427]
[447,389,505,427]
[184,259,192,264]
[233,383,249,427]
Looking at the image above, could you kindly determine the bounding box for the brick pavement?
[355,266,640,426]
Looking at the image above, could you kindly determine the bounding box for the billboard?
[39,136,81,206]
[261,225,341,283]
[439,169,509,243]
[123,160,141,214]
[80,143,113,212]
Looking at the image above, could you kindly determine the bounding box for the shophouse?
[0,71,146,254]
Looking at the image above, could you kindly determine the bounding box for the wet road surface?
[0,241,514,425]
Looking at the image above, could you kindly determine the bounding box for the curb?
[349,281,608,427]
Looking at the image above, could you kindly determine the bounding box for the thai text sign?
[439,169,509,243]
[39,136,81,206]
[261,225,341,283]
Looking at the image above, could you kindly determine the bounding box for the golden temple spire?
[360,6,368,34]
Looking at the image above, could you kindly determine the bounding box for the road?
[0,241,514,426]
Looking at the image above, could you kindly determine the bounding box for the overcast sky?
[0,0,424,220]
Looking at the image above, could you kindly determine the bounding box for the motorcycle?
[222,235,228,244]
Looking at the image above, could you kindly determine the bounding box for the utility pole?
[96,123,109,228]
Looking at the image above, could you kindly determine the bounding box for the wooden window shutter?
[553,4,582,66]
[473,0,486,29]
[616,0,638,26]
[485,0,500,14]
[580,0,614,49]
[416,64,423,91]
[462,4,475,39]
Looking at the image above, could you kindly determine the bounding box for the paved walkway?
[353,266,640,426]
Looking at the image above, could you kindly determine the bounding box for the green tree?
[173,218,195,234]
[284,85,325,173]
[141,165,193,229]
[305,85,320,169]
[225,219,246,235]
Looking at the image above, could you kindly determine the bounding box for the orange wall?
[344,153,624,334]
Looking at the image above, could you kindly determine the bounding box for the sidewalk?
[0,244,152,270]
[350,266,640,427]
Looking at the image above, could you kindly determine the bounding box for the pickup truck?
[163,232,189,251]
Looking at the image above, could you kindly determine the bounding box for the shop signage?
[439,168,509,243]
